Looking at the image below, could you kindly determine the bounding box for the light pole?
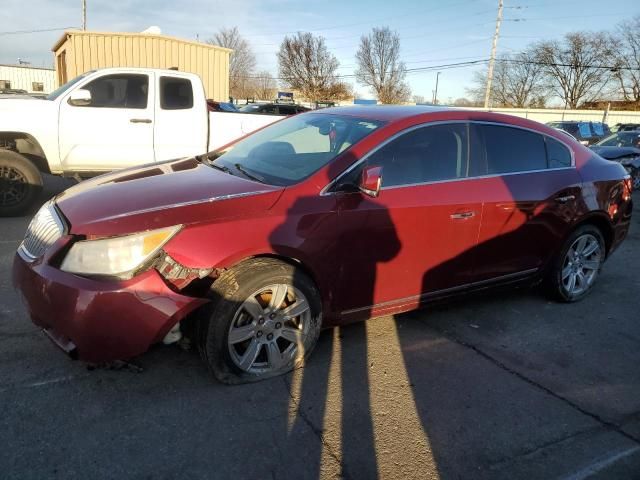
[433,71,441,105]
[484,0,503,108]
[82,0,87,30]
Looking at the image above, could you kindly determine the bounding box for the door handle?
[555,195,575,204]
[450,211,476,220]
[130,118,152,124]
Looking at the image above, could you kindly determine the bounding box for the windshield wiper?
[233,163,266,183]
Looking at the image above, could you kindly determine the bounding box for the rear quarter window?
[545,137,572,168]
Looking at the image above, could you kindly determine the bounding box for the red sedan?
[13,106,633,383]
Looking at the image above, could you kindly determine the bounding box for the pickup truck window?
[46,71,93,101]
[160,77,193,110]
[80,74,148,109]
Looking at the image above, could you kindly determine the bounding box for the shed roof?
[52,30,233,54]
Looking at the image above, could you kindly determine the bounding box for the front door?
[58,72,155,172]
[332,122,483,320]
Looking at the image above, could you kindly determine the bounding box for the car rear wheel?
[196,258,322,384]
[547,225,605,302]
[0,150,42,216]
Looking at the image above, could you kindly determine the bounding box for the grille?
[19,202,64,260]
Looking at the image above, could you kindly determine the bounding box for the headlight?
[60,226,181,279]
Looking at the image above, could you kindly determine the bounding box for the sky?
[1,0,638,103]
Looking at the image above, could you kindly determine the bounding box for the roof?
[0,63,54,71]
[317,105,451,121]
[52,30,233,54]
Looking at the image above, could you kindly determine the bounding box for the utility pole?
[82,0,87,30]
[433,71,441,105]
[484,0,503,108]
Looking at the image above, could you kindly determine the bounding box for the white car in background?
[0,67,283,215]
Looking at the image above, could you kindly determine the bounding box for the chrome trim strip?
[100,190,271,221]
[340,267,539,316]
[321,119,576,196]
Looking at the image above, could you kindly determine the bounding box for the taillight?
[623,177,633,201]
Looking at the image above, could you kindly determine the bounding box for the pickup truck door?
[58,72,155,172]
[153,74,208,161]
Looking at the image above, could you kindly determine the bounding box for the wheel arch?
[0,131,51,174]
[569,212,614,256]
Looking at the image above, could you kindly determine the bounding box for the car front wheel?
[197,258,322,384]
[547,225,605,302]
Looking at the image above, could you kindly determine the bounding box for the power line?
[0,27,75,36]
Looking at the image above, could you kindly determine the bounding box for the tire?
[196,258,322,384]
[0,150,43,216]
[546,225,605,302]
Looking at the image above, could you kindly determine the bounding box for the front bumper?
[12,247,206,363]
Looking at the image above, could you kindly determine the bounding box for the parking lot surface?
[1,177,639,479]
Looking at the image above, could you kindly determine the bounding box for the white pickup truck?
[0,67,284,215]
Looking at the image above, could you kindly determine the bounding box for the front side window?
[210,113,383,186]
[479,124,547,174]
[160,77,193,110]
[80,74,148,109]
[360,123,469,188]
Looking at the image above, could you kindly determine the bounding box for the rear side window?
[364,123,469,187]
[546,137,572,168]
[479,124,547,174]
[160,77,193,110]
[81,74,148,109]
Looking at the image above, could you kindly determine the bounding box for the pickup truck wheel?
[196,258,322,384]
[0,150,42,216]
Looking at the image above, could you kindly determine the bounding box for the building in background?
[0,64,55,94]
[52,30,231,101]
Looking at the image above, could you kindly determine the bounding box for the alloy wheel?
[0,165,28,207]
[227,283,311,374]
[561,233,602,296]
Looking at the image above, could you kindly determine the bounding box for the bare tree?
[468,50,547,107]
[208,27,256,99]
[412,95,425,104]
[355,27,411,104]
[277,32,345,102]
[613,16,640,103]
[252,71,277,100]
[533,32,614,108]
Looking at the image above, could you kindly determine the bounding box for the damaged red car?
[13,107,633,383]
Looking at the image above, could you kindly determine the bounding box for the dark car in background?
[206,100,240,113]
[239,102,310,115]
[13,107,633,384]
[611,123,640,133]
[591,131,640,188]
[547,121,611,145]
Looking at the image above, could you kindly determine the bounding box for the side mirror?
[359,165,383,198]
[68,89,92,106]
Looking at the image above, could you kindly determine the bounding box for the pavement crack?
[425,323,640,446]
[281,375,348,479]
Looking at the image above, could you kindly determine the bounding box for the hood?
[0,97,50,112]
[590,145,640,160]
[55,158,284,235]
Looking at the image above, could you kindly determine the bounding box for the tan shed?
[52,30,231,101]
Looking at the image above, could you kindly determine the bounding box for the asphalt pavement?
[1,176,639,480]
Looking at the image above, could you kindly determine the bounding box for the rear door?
[154,74,208,161]
[58,72,155,171]
[470,123,581,282]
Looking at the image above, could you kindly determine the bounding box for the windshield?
[596,132,640,147]
[46,71,94,100]
[208,113,384,186]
